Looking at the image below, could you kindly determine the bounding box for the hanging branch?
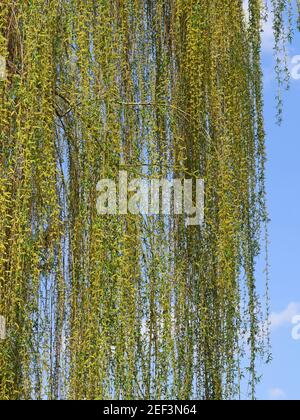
[0,0,298,400]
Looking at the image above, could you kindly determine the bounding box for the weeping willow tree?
[0,0,297,400]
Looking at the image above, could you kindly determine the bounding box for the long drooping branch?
[0,0,298,400]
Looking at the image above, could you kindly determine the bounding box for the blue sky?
[256,11,300,400]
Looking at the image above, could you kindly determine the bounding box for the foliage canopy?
[0,0,297,400]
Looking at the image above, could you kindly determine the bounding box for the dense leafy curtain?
[0,0,297,400]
